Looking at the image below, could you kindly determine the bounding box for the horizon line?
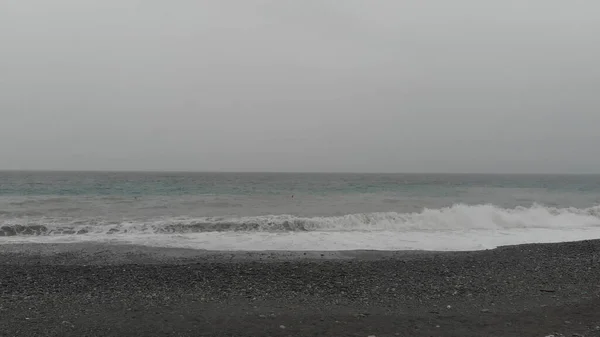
[0,169,598,175]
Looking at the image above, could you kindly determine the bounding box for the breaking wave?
[1,204,600,237]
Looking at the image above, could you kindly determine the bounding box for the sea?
[1,171,600,251]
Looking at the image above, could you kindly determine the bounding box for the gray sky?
[1,0,599,173]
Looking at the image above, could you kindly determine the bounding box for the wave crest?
[1,204,599,237]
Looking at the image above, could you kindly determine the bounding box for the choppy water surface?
[1,171,600,251]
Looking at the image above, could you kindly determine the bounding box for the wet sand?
[1,240,600,337]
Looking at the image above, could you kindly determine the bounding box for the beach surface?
[1,241,600,337]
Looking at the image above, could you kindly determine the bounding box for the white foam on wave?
[2,203,600,235]
[4,227,600,251]
[2,204,600,251]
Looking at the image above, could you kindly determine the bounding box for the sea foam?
[2,204,600,251]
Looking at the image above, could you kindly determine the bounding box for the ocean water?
[1,171,600,251]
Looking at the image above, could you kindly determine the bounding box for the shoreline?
[0,239,598,264]
[0,241,450,265]
[2,240,600,336]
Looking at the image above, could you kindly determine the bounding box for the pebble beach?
[1,240,600,336]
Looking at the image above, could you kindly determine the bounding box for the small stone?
[62,321,74,328]
[446,305,452,309]
[481,309,490,313]
[368,335,376,337]
[280,325,286,329]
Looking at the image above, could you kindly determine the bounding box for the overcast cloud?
[1,0,599,173]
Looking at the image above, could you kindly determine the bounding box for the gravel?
[1,240,599,336]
